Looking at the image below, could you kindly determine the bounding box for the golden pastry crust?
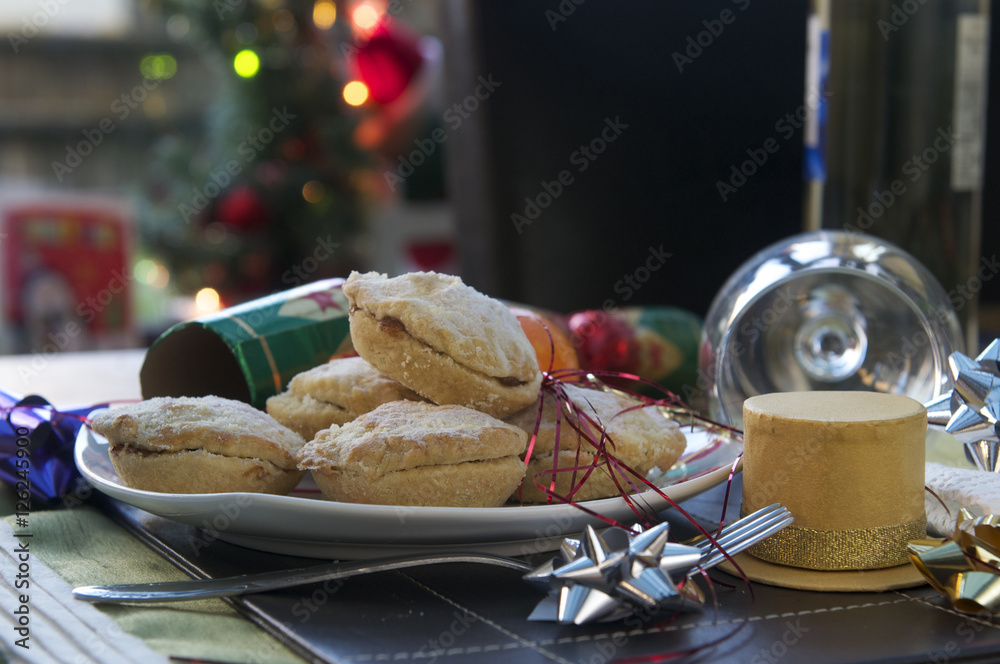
[265,392,345,441]
[266,356,425,438]
[297,400,527,474]
[310,457,526,508]
[297,400,527,507]
[521,451,636,503]
[108,446,305,495]
[505,384,687,503]
[290,356,425,412]
[343,271,542,418]
[91,395,307,474]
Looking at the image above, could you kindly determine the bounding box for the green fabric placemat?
[1,486,305,664]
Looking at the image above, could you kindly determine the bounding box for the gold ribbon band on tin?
[742,508,927,571]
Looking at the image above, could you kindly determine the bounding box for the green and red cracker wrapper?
[567,306,702,396]
[141,279,353,409]
[140,277,702,409]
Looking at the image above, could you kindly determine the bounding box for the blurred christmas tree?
[139,0,372,305]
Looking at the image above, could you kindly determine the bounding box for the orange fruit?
[510,307,581,372]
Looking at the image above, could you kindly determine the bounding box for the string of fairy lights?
[133,0,393,323]
[230,1,377,105]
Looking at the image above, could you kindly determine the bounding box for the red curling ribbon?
[519,369,750,584]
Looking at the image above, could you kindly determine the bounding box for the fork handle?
[74,553,534,604]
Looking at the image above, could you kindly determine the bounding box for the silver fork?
[73,504,792,604]
[693,502,793,569]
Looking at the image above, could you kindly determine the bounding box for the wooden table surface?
[0,349,145,407]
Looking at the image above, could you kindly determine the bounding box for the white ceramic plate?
[75,424,742,559]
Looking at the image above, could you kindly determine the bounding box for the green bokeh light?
[140,53,178,80]
[233,50,260,78]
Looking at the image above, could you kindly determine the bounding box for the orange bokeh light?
[342,80,369,106]
[352,4,380,30]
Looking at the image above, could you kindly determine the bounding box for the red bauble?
[215,185,270,231]
[568,310,637,372]
[407,240,454,271]
[355,22,424,105]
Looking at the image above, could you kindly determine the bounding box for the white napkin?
[0,521,169,664]
[924,461,1000,536]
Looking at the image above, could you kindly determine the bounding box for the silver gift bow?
[523,522,704,624]
[926,338,1000,472]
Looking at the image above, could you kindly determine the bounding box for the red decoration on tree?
[355,21,424,105]
[214,185,271,231]
[407,240,454,271]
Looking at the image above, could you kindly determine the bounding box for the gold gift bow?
[908,508,1000,614]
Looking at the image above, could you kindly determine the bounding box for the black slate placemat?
[93,481,1000,664]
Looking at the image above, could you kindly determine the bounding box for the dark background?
[444,0,999,324]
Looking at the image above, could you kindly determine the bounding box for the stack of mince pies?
[93,271,687,507]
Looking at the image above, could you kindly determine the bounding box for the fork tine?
[689,503,785,550]
[699,507,792,555]
[692,514,795,573]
